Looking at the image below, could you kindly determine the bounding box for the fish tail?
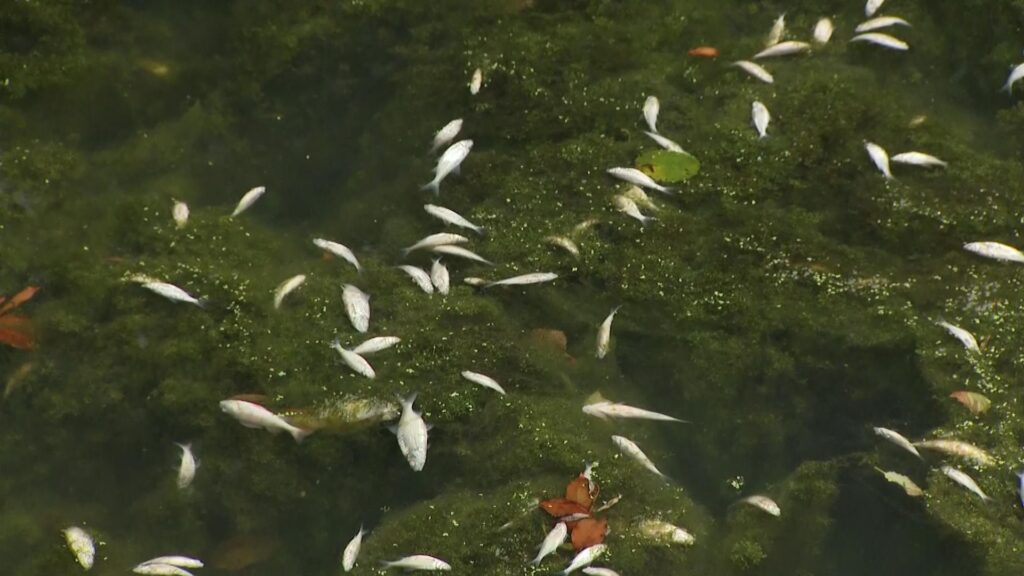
[195,297,210,309]
[400,247,412,258]
[290,426,314,444]
[420,180,441,195]
[398,391,418,409]
[473,225,487,236]
[641,215,658,226]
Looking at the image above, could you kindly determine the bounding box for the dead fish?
[915,439,995,467]
[138,557,204,569]
[392,392,430,471]
[142,282,205,307]
[273,274,306,309]
[855,16,911,33]
[593,494,622,512]
[813,18,834,44]
[342,526,366,572]
[64,526,95,569]
[572,219,601,235]
[172,199,189,228]
[219,399,313,442]
[1002,63,1024,94]
[865,142,893,179]
[623,186,659,212]
[485,272,558,288]
[424,204,485,235]
[546,235,580,257]
[595,306,620,359]
[431,259,450,295]
[644,131,685,152]
[875,467,923,496]
[342,284,371,333]
[584,399,687,423]
[765,14,786,47]
[964,241,1024,263]
[351,336,401,355]
[739,494,781,516]
[313,238,362,273]
[431,119,463,153]
[643,96,660,134]
[637,519,694,545]
[231,186,266,218]
[132,563,193,576]
[531,522,568,566]
[612,435,669,481]
[559,544,606,575]
[606,167,674,194]
[461,370,506,395]
[936,320,980,353]
[469,68,483,95]
[331,339,376,379]
[891,151,946,168]
[175,442,198,490]
[865,0,885,17]
[908,114,928,127]
[732,60,774,83]
[941,465,989,500]
[873,426,922,459]
[463,277,489,287]
[422,140,473,195]
[612,195,655,225]
[397,265,435,294]
[850,32,909,51]
[753,40,811,59]
[582,568,620,576]
[402,232,469,256]
[382,554,451,571]
[752,101,770,138]
[430,244,494,265]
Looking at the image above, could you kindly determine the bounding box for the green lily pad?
[635,149,700,183]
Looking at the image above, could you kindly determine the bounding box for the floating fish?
[753,41,811,59]
[613,195,655,225]
[273,274,306,309]
[949,391,991,415]
[751,101,770,138]
[873,426,922,459]
[431,259,450,295]
[891,151,947,168]
[875,467,923,496]
[1002,63,1024,94]
[732,60,774,83]
[584,398,687,423]
[64,526,95,570]
[142,282,205,307]
[936,320,980,353]
[313,239,362,273]
[623,185,659,211]
[739,494,781,516]
[573,218,601,235]
[138,556,203,569]
[132,563,193,576]
[595,306,620,359]
[582,568,620,576]
[963,241,1024,263]
[172,199,189,228]
[219,399,312,443]
[593,494,622,513]
[231,186,266,218]
[813,18,834,44]
[424,204,485,235]
[607,167,674,194]
[392,393,430,471]
[331,339,376,379]
[485,272,558,288]
[688,46,719,58]
[612,435,669,480]
[559,544,606,575]
[469,68,483,95]
[463,277,489,287]
[765,14,786,47]
[637,519,694,545]
[908,114,928,128]
[383,554,451,571]
[175,442,197,490]
[422,140,473,194]
[855,16,911,33]
[865,0,885,17]
[643,96,660,134]
[644,131,686,153]
[431,119,463,153]
[546,235,581,257]
[850,32,909,51]
[915,439,995,467]
[402,232,469,256]
[341,526,366,572]
[941,465,989,500]
[342,284,371,333]
[864,142,893,179]
[430,244,493,265]
[461,370,506,395]
[530,522,567,566]
[397,265,435,295]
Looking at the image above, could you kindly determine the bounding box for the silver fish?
[766,14,786,47]
[273,274,306,309]
[753,40,810,60]
[890,151,946,168]
[850,32,909,51]
[142,282,204,307]
[231,185,266,217]
[584,400,687,423]
[607,167,674,194]
[582,568,620,576]
[393,393,430,471]
[463,277,489,287]
[637,519,694,545]
[431,118,463,153]
[424,204,485,235]
[331,339,376,379]
[643,95,660,134]
[469,68,483,95]
[530,522,567,566]
[461,370,506,395]
[595,306,620,359]
[64,526,95,570]
[351,336,401,355]
[865,142,893,179]
[559,544,606,575]
[175,442,197,490]
[485,272,558,288]
[937,321,980,353]
[732,60,774,83]
[172,199,189,228]
[613,195,655,225]
[964,241,1024,263]
[612,435,669,480]
[313,238,362,273]
[430,259,450,295]
[422,139,473,194]
[1002,63,1024,94]
[430,244,493,265]
[594,494,622,512]
[813,18,834,44]
[546,235,581,257]
[739,494,781,516]
[1016,471,1024,509]
[623,185,659,211]
[865,0,885,17]
[133,564,193,576]
[644,131,685,152]
[402,232,469,256]
[342,284,371,332]
[941,465,989,500]
[219,399,312,442]
[855,16,911,33]
[873,426,922,459]
[915,439,994,467]
[342,526,366,572]
[397,265,435,294]
[139,557,204,569]
[752,101,770,138]
[382,554,450,571]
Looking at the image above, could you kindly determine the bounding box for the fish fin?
[426,423,434,432]
[452,164,461,176]
[387,424,399,435]
[400,247,412,258]
[195,297,210,309]
[420,180,440,195]
[291,427,314,443]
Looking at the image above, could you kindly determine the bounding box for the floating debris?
[876,467,923,497]
[172,199,189,228]
[949,391,991,415]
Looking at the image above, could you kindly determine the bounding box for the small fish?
[732,60,774,83]
[850,32,909,51]
[739,495,781,516]
[559,544,607,575]
[485,272,558,288]
[873,426,922,459]
[546,235,581,257]
[1002,63,1024,94]
[422,139,473,194]
[623,185,659,211]
[584,400,687,423]
[582,568,620,576]
[342,526,366,572]
[559,512,591,523]
[220,399,312,443]
[751,101,770,138]
[172,199,189,228]
[612,195,655,225]
[915,439,995,467]
[964,241,1024,263]
[393,393,430,471]
[64,526,95,570]
[139,557,203,569]
[864,142,893,179]
[607,167,674,194]
[383,554,451,571]
[875,467,923,496]
[595,306,620,359]
[813,18,834,44]
[1016,471,1024,509]
[352,336,401,355]
[342,284,371,333]
[766,14,786,47]
[331,339,376,379]
[593,494,622,513]
[644,131,685,152]
[463,277,489,287]
[430,259,450,295]
[431,119,463,153]
[573,218,601,235]
[890,151,947,168]
[530,522,567,565]
[637,519,695,545]
[142,282,205,307]
[231,186,266,218]
[753,40,811,60]
[424,204,485,235]
[865,0,885,17]
[273,274,306,309]
[397,265,435,294]
[133,564,193,576]
[908,114,928,127]
[643,96,660,134]
[175,442,197,490]
[936,320,980,353]
[855,16,911,33]
[402,232,469,256]
[941,465,989,500]
[612,435,669,480]
[313,238,362,273]
[688,46,719,57]
[461,370,506,395]
[431,244,494,265]
[469,67,483,95]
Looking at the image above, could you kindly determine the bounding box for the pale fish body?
[637,519,695,545]
[431,259,450,295]
[342,526,366,572]
[595,306,620,359]
[394,393,429,471]
[342,284,371,333]
[470,68,483,95]
[753,40,811,60]
[915,439,995,466]
[612,435,669,480]
[139,556,204,569]
[142,282,204,307]
[752,101,770,139]
[430,244,494,265]
[937,320,980,353]
[855,16,911,33]
[643,95,660,134]
[422,139,473,194]
[873,426,922,458]
[607,167,674,194]
[530,522,567,565]
[219,399,312,442]
[876,467,923,496]
[463,277,489,287]
[383,554,451,571]
[732,60,774,83]
[132,564,192,576]
[865,0,885,17]
[273,274,306,309]
[313,238,362,273]
[424,204,485,235]
[175,442,197,490]
[397,265,435,294]
[890,151,947,168]
[740,494,781,516]
[813,18,834,44]
[584,401,687,423]
[485,272,558,288]
[331,339,376,379]
[865,142,893,179]
[644,131,685,152]
[559,544,607,575]
[623,185,659,211]
[431,118,463,153]
[941,465,989,500]
[1016,471,1024,509]
[546,235,580,257]
[402,232,469,256]
[172,199,189,228]
[850,32,909,51]
[1002,63,1024,94]
[352,336,401,355]
[766,14,786,47]
[582,568,620,576]
[613,195,655,225]
[231,185,266,217]
[461,370,506,395]
[64,526,95,570]
[594,494,622,512]
[964,241,1024,263]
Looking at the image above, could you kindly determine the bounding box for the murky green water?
[3,1,1024,575]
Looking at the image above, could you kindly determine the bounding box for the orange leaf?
[570,518,608,551]
[688,46,719,58]
[0,286,39,316]
[0,328,33,350]
[0,315,31,329]
[565,475,595,509]
[539,498,589,518]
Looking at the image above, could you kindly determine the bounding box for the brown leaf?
[0,328,33,350]
[0,286,39,316]
[539,498,589,518]
[565,475,597,509]
[950,391,991,415]
[570,517,607,551]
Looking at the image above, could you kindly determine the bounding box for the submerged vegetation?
[2,0,1024,574]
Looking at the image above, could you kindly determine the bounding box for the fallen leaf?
[570,517,608,551]
[688,46,719,58]
[539,498,589,518]
[950,391,991,415]
[565,475,594,509]
[0,328,33,350]
[0,286,39,316]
